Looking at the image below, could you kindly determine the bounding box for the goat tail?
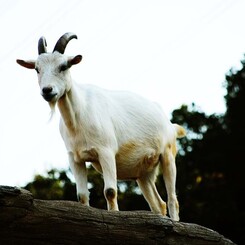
[173,124,186,138]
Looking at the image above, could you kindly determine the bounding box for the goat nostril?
[42,87,53,94]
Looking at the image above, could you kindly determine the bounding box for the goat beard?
[48,101,56,121]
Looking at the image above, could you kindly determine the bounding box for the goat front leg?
[99,149,119,211]
[68,152,90,206]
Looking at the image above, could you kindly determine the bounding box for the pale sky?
[1,0,245,187]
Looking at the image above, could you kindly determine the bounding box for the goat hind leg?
[137,172,167,216]
[161,149,179,221]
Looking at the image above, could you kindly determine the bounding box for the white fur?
[17,44,185,221]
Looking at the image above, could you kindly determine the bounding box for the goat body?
[17,33,186,221]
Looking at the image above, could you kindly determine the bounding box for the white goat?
[17,32,185,221]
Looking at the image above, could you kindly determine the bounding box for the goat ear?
[16,59,35,69]
[69,55,82,66]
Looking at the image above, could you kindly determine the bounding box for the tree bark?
[0,185,235,245]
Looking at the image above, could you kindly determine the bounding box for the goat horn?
[38,36,47,55]
[53,32,77,54]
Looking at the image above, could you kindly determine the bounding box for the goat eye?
[35,67,40,73]
[60,64,68,72]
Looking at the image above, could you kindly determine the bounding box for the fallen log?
[0,185,235,245]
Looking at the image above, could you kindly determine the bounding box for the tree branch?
[0,186,235,245]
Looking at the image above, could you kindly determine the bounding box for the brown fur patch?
[144,153,160,169]
[105,188,116,201]
[78,194,89,205]
[161,145,172,166]
[58,93,77,136]
[115,140,161,179]
[116,141,138,162]
[161,202,167,216]
[171,142,177,157]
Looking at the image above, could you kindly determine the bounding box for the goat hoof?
[77,194,81,202]
[77,193,89,205]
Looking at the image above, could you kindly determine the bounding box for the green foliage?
[24,166,150,211]
[24,56,245,244]
[24,169,77,201]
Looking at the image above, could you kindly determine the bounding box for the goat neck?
[57,83,82,135]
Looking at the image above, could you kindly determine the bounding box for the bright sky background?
[1,0,245,187]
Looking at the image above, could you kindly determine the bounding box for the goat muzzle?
[41,86,57,102]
